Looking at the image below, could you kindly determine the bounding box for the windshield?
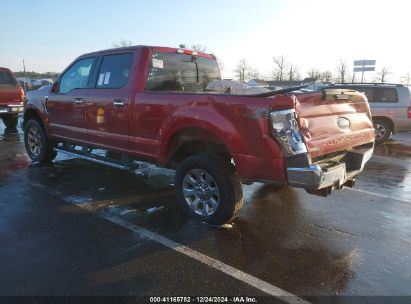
[145,52,221,93]
[0,70,17,86]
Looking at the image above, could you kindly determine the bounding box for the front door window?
[59,58,94,94]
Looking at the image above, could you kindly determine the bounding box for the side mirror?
[51,82,60,94]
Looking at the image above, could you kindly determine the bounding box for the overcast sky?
[1,0,410,82]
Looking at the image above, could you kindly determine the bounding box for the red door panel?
[84,53,135,152]
[47,57,95,142]
[47,89,88,141]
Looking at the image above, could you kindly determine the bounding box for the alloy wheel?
[374,123,386,141]
[182,169,221,217]
[27,126,42,157]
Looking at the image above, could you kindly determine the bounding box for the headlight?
[269,109,307,157]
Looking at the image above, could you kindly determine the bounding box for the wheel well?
[24,109,42,125]
[23,109,49,135]
[372,116,395,133]
[167,128,232,166]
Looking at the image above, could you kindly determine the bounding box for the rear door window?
[59,57,95,94]
[358,87,374,102]
[95,53,133,89]
[374,88,398,103]
[0,70,17,86]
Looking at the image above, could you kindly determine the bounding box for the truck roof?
[78,45,215,60]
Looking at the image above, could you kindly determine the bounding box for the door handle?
[73,98,85,105]
[113,99,125,107]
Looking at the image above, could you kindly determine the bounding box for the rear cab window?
[145,51,221,93]
[95,53,134,89]
[0,70,17,86]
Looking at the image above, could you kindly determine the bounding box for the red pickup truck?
[23,46,375,224]
[0,67,25,128]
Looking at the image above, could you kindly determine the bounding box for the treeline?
[13,71,59,79]
[234,57,394,84]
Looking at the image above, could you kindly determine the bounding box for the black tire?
[2,115,18,128]
[373,118,393,144]
[24,119,57,163]
[175,153,243,225]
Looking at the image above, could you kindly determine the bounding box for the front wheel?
[24,119,57,163]
[175,153,243,225]
[373,119,392,144]
[2,115,18,128]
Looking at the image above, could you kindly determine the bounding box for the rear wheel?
[373,119,392,144]
[175,153,243,225]
[2,115,18,128]
[24,119,57,163]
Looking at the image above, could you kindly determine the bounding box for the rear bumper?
[0,105,24,115]
[287,145,374,190]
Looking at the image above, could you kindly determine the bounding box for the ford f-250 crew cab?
[23,46,375,224]
[0,67,25,128]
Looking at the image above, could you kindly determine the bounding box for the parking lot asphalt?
[0,120,411,303]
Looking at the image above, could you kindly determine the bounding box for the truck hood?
[0,84,22,105]
[295,89,375,159]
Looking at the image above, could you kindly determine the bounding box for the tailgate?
[296,89,375,159]
[0,85,21,105]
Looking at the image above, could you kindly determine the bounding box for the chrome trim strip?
[55,148,131,171]
[287,147,374,189]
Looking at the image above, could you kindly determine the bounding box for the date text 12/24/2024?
[150,297,258,303]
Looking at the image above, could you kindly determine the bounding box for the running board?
[55,146,134,171]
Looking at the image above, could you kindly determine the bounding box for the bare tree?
[375,66,391,83]
[351,73,356,83]
[307,68,321,80]
[273,55,287,81]
[191,44,207,52]
[112,39,133,48]
[321,71,333,83]
[287,65,301,81]
[401,73,411,86]
[337,59,348,83]
[235,59,250,82]
[247,68,260,80]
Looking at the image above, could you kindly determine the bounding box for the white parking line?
[103,214,311,304]
[346,188,410,205]
[372,155,411,163]
[4,168,311,303]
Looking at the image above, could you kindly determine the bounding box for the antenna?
[22,59,27,92]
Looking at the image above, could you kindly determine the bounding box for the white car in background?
[327,83,411,143]
[31,79,53,87]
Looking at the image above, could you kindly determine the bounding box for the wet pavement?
[1,119,411,303]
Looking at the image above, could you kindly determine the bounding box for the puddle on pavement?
[1,118,411,296]
[374,141,411,159]
[357,161,411,203]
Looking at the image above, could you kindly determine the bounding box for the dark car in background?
[25,84,52,106]
[327,83,411,143]
[31,79,53,90]
[17,79,33,92]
